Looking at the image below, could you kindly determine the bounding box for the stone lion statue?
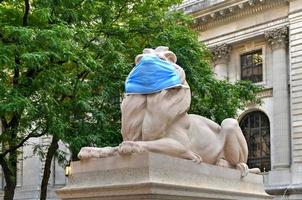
[78,46,260,176]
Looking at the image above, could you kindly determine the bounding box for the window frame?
[238,46,266,86]
[240,49,264,83]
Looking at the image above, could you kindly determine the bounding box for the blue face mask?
[125,54,181,94]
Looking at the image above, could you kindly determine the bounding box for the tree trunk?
[1,114,19,200]
[40,136,59,200]
[4,184,16,200]
[0,156,17,200]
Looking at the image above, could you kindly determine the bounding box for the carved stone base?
[56,152,272,200]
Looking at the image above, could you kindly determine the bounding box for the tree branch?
[82,1,128,49]
[23,0,30,26]
[1,117,8,130]
[13,56,20,87]
[111,1,128,25]
[0,128,47,158]
[82,36,98,49]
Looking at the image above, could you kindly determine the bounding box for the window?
[241,50,263,83]
[239,111,270,172]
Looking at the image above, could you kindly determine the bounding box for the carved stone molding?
[264,26,288,49]
[257,88,273,98]
[176,0,288,31]
[210,44,232,64]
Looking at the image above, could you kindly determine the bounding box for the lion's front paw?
[78,147,93,160]
[97,147,118,158]
[118,141,145,155]
[78,147,118,160]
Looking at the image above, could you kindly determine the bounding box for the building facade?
[177,0,302,199]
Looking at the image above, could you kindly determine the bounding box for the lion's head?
[135,46,177,65]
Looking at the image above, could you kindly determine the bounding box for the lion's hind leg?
[220,119,261,176]
[220,119,249,176]
[221,119,248,164]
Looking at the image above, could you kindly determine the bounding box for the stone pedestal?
[56,152,272,200]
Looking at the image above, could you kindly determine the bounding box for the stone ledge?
[56,152,272,200]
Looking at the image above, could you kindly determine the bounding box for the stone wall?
[289,0,302,187]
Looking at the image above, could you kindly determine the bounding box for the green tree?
[0,0,260,200]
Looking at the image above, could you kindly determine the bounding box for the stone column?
[210,44,231,80]
[264,26,290,169]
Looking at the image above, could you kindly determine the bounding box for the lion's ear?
[135,48,155,64]
[143,48,155,54]
[164,51,177,63]
[135,54,143,65]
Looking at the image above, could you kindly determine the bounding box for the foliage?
[0,0,260,199]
